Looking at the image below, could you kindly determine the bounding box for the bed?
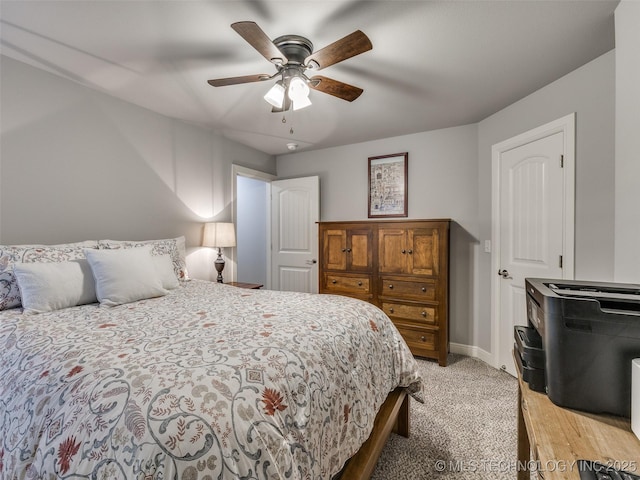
[0,238,422,479]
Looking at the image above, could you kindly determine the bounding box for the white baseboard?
[450,342,494,366]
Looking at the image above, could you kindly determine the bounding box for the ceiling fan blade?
[231,21,287,65]
[309,75,363,102]
[207,74,271,87]
[304,30,372,70]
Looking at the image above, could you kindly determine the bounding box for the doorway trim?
[231,164,277,288]
[490,113,576,369]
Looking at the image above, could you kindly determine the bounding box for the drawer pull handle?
[332,280,337,284]
[388,284,394,289]
[341,248,346,252]
[421,311,427,317]
[358,281,362,286]
[408,249,413,254]
[421,336,426,342]
[346,248,352,253]
[389,308,394,314]
[421,287,426,292]
[401,249,406,254]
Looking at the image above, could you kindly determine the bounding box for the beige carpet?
[371,354,518,480]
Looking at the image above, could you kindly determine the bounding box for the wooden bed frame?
[336,388,410,480]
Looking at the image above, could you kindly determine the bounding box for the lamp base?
[214,248,225,283]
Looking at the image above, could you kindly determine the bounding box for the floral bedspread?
[0,280,422,480]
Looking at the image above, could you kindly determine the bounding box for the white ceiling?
[0,0,618,156]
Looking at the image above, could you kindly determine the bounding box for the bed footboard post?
[337,388,410,480]
[392,393,410,438]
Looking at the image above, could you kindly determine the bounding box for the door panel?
[378,228,406,273]
[271,176,319,293]
[409,228,439,276]
[323,229,347,271]
[348,229,373,271]
[278,267,312,293]
[498,131,564,376]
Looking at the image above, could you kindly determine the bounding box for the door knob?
[498,269,513,279]
[306,259,317,265]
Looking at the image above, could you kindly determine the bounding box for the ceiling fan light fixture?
[209,22,372,112]
[264,80,285,108]
[292,95,312,111]
[288,76,310,104]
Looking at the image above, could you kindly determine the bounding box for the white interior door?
[271,176,319,293]
[492,114,575,377]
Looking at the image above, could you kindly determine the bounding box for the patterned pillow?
[0,240,99,310]
[97,236,189,281]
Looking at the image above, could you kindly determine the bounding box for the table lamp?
[202,222,236,283]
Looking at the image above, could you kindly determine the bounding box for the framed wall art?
[368,152,408,218]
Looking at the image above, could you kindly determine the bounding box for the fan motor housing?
[273,35,313,65]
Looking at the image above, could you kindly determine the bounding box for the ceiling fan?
[207,21,372,112]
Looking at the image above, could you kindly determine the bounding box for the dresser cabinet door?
[379,226,441,276]
[407,227,440,276]
[323,229,347,271]
[378,228,407,273]
[348,229,373,271]
[322,226,373,272]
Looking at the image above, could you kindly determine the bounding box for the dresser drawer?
[323,274,371,295]
[379,277,436,301]
[381,302,437,326]
[395,323,437,354]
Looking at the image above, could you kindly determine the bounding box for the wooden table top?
[519,373,640,478]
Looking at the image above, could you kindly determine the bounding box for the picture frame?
[368,152,408,218]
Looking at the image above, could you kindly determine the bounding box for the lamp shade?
[264,81,285,108]
[288,76,310,103]
[203,222,236,248]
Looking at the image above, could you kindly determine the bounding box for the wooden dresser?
[319,219,450,366]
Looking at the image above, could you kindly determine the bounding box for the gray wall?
[277,125,480,348]
[0,55,276,280]
[476,50,616,352]
[277,49,616,357]
[614,0,640,283]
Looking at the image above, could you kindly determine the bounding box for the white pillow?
[0,240,99,310]
[98,236,189,281]
[84,246,168,306]
[13,259,97,314]
[153,254,179,290]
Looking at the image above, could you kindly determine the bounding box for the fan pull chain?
[289,103,295,134]
[282,113,294,134]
